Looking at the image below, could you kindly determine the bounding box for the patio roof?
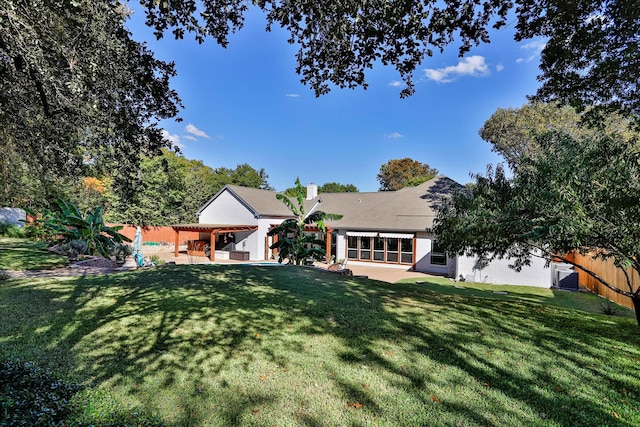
[171,223,258,233]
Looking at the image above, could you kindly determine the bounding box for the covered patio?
[171,224,258,261]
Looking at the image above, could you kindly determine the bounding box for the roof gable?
[197,185,293,218]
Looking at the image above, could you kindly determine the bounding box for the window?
[430,240,447,265]
[400,238,413,264]
[344,234,414,265]
[330,232,337,261]
[386,238,399,263]
[359,237,371,260]
[347,236,358,259]
[373,237,385,261]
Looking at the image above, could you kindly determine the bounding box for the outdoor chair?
[327,259,352,275]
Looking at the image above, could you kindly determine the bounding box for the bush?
[600,299,619,316]
[112,243,133,265]
[0,359,80,426]
[0,222,24,238]
[149,254,165,265]
[58,239,89,261]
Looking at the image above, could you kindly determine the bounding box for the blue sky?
[126,6,545,192]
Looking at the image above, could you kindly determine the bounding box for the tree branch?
[531,243,635,299]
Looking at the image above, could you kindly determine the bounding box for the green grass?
[1,263,640,426]
[398,276,637,319]
[0,237,68,270]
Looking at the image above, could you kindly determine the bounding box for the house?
[171,175,552,287]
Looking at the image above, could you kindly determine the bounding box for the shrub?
[149,254,165,265]
[0,359,80,426]
[0,222,24,238]
[600,299,619,315]
[113,243,133,265]
[24,200,130,258]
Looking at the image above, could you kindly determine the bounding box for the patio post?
[174,229,179,258]
[209,231,216,261]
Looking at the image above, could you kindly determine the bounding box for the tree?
[268,178,342,265]
[101,152,273,225]
[318,182,358,193]
[433,130,640,326]
[283,181,358,197]
[1,1,182,204]
[479,103,636,171]
[377,158,438,191]
[139,0,640,116]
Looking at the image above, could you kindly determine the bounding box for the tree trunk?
[632,296,640,327]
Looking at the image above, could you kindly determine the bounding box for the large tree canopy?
[140,0,640,116]
[479,103,636,171]
[377,158,438,191]
[0,1,182,206]
[434,129,640,325]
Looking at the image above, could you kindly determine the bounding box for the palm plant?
[25,199,130,258]
[268,178,342,265]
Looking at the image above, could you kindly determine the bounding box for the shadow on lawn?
[1,265,639,426]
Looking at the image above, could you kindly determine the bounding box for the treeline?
[72,149,272,226]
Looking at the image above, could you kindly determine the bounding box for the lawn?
[398,276,637,319]
[1,240,639,426]
[0,237,68,270]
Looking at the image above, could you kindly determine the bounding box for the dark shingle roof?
[197,175,460,231]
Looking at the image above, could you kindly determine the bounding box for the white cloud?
[185,123,210,139]
[424,56,490,83]
[516,39,546,63]
[388,81,403,87]
[183,135,197,141]
[385,132,403,139]
[162,130,184,149]
[496,63,504,72]
[286,93,300,98]
[521,40,546,52]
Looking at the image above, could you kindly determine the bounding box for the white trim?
[379,232,414,239]
[346,231,378,237]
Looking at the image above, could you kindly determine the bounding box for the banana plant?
[26,199,130,258]
[268,178,342,265]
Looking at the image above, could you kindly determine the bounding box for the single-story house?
[171,175,552,287]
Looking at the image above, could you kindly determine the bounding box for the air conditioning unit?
[551,263,573,286]
[556,270,579,291]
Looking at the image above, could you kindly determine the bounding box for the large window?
[346,235,413,265]
[373,237,385,261]
[430,240,447,266]
[386,238,399,262]
[359,237,371,260]
[347,236,358,259]
[400,238,414,263]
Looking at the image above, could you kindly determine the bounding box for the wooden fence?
[567,252,640,310]
[109,224,200,246]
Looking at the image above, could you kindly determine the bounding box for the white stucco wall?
[457,253,552,287]
[414,235,454,276]
[199,191,257,225]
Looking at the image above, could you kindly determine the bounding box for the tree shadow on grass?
[1,264,639,425]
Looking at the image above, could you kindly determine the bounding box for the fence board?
[109,224,200,246]
[569,252,640,310]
